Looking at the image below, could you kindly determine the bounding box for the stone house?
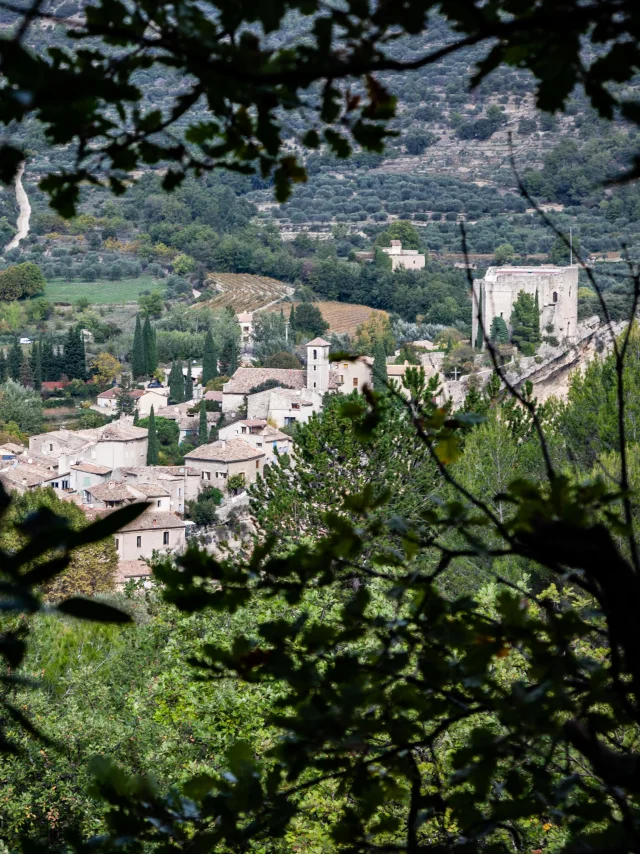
[0,460,62,494]
[113,465,200,515]
[237,312,254,351]
[381,240,426,271]
[184,438,265,490]
[113,508,187,562]
[222,367,308,413]
[246,386,322,427]
[218,419,293,462]
[94,386,169,417]
[334,355,374,394]
[29,418,148,476]
[70,461,113,497]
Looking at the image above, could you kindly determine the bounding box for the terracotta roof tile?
[184,438,265,463]
[224,368,306,395]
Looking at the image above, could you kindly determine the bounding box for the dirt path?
[5,162,30,252]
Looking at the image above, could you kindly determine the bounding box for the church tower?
[306,337,331,392]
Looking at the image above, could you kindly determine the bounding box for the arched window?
[313,349,317,360]
[553,291,558,303]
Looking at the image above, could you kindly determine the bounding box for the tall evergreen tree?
[510,290,541,355]
[184,361,194,401]
[142,315,157,375]
[7,337,22,381]
[202,330,218,384]
[79,329,87,380]
[53,345,65,381]
[40,338,53,381]
[33,339,42,391]
[63,326,86,380]
[168,361,185,403]
[116,372,136,416]
[229,339,238,375]
[0,349,7,383]
[372,339,387,392]
[133,408,139,426]
[19,358,33,388]
[289,303,296,331]
[198,401,208,445]
[146,405,159,465]
[475,286,484,349]
[131,315,146,378]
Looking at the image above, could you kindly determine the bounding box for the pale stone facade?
[113,465,200,515]
[184,439,265,491]
[472,266,579,348]
[218,419,293,462]
[113,509,186,562]
[381,240,426,271]
[334,356,374,394]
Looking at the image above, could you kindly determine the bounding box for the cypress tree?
[19,358,33,388]
[372,339,387,392]
[143,315,157,375]
[202,330,218,383]
[146,405,159,465]
[475,285,484,349]
[184,361,194,401]
[0,350,6,383]
[54,345,65,381]
[133,408,139,426]
[63,325,85,380]
[289,304,296,331]
[169,360,185,403]
[116,372,136,416]
[229,339,238,375]
[40,338,52,381]
[33,339,42,390]
[132,315,146,378]
[199,401,208,445]
[8,337,22,381]
[29,340,38,377]
[79,328,87,381]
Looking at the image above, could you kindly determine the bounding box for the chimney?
[22,477,27,485]
[108,481,115,490]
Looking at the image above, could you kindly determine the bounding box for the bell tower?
[306,337,331,392]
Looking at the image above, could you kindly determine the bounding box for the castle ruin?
[472,265,579,348]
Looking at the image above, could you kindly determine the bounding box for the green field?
[44,275,163,304]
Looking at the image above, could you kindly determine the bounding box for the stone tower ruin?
[472,265,579,349]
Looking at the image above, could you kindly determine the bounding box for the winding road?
[5,162,30,252]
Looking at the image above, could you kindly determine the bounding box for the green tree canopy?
[510,290,541,355]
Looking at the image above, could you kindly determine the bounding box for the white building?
[381,240,426,271]
[94,386,170,417]
[29,417,148,477]
[218,419,293,462]
[472,266,579,348]
[184,438,266,491]
[113,465,200,515]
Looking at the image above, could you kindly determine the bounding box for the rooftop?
[87,481,133,502]
[117,509,187,533]
[97,387,146,400]
[127,483,170,498]
[204,390,223,402]
[117,465,200,477]
[224,368,306,395]
[184,438,265,463]
[306,337,331,347]
[0,462,58,488]
[70,462,112,475]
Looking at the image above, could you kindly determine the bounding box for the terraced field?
[270,301,388,335]
[203,273,292,312]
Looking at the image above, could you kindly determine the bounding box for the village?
[0,257,585,586]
